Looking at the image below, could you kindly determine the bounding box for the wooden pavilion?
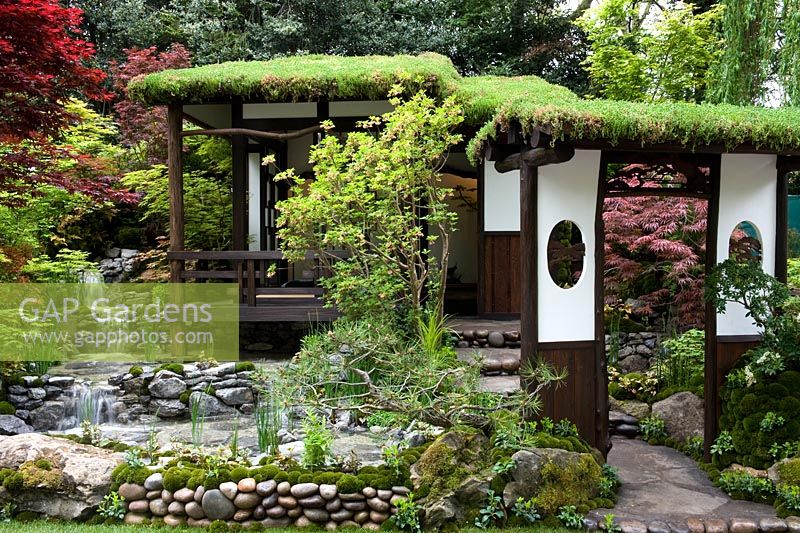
[130,53,800,454]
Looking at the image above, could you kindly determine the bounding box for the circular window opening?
[729,220,763,264]
[547,220,585,288]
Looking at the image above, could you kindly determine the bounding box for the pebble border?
[584,514,800,533]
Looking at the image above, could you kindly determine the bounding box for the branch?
[182,125,324,141]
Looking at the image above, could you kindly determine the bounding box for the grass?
[0,521,576,533]
[128,52,800,164]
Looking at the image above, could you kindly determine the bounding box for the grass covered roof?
[128,53,800,159]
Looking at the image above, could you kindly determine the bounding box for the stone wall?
[1,375,77,434]
[98,248,141,282]
[122,474,410,529]
[605,332,662,373]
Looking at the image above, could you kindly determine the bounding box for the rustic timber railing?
[166,250,347,322]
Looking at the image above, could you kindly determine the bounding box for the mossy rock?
[411,431,491,500]
[129,365,143,377]
[18,460,63,490]
[155,363,184,375]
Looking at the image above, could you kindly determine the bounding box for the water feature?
[57,382,118,430]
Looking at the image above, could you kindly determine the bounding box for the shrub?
[717,471,775,503]
[778,459,800,486]
[0,402,15,415]
[640,415,668,443]
[653,329,704,394]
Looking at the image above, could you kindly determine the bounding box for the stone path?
[594,438,777,523]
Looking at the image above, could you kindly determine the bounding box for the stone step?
[456,347,520,375]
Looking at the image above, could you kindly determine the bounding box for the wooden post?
[775,168,789,284]
[594,153,609,454]
[519,162,538,389]
[167,103,184,283]
[232,99,247,251]
[703,156,721,462]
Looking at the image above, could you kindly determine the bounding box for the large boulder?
[502,448,601,510]
[151,399,187,418]
[215,387,253,406]
[28,401,66,431]
[0,415,33,436]
[0,433,123,520]
[188,392,236,417]
[652,391,703,442]
[609,397,651,420]
[148,371,186,399]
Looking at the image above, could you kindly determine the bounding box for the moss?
[778,458,800,485]
[187,473,203,490]
[235,361,256,372]
[0,401,15,415]
[129,365,143,377]
[287,471,302,484]
[298,473,314,484]
[209,519,229,533]
[155,363,184,375]
[313,471,342,485]
[19,460,63,489]
[179,390,191,405]
[336,474,366,494]
[413,431,491,500]
[230,466,249,483]
[163,466,195,492]
[3,471,23,492]
[14,511,40,522]
[534,455,602,515]
[273,471,288,483]
[33,459,52,471]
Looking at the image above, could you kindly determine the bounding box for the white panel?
[183,104,231,129]
[484,164,520,232]
[248,153,261,251]
[243,103,317,119]
[717,154,777,336]
[329,100,394,117]
[537,150,601,342]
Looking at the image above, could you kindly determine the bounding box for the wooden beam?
[181,125,324,141]
[167,103,184,283]
[495,144,575,173]
[231,100,247,251]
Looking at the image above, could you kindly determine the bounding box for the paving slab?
[598,438,777,521]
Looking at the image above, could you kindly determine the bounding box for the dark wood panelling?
[715,336,761,423]
[481,234,521,314]
[538,341,601,449]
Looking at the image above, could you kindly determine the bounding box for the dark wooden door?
[481,233,521,315]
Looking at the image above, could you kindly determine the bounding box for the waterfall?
[58,382,118,430]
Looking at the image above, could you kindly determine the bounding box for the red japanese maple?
[111,44,191,163]
[0,0,108,139]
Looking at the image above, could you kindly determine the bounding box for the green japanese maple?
[275,89,463,323]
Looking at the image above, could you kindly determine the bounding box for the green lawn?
[0,521,576,533]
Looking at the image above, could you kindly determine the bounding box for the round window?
[547,220,585,288]
[729,221,762,264]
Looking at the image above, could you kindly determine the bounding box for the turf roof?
[128,53,800,160]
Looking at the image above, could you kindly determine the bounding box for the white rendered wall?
[484,164,520,231]
[537,150,601,343]
[717,154,777,336]
[248,153,261,251]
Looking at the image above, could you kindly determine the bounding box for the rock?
[619,354,649,373]
[729,519,758,533]
[0,433,122,520]
[188,518,211,528]
[194,486,205,503]
[234,492,261,509]
[253,505,266,520]
[760,518,788,533]
[769,458,796,484]
[13,410,29,422]
[667,520,691,533]
[185,501,205,520]
[304,508,330,522]
[168,500,186,515]
[238,477,257,493]
[150,399,187,418]
[367,497,389,512]
[362,487,377,498]
[377,489,392,500]
[266,505,287,518]
[609,411,638,426]
[146,490,160,500]
[705,519,728,533]
[145,473,164,491]
[295,516,314,527]
[609,397,651,420]
[257,480,277,496]
[326,498,342,512]
[121,248,138,259]
[686,518,705,533]
[215,387,254,406]
[615,424,639,438]
[354,511,370,524]
[339,493,365,501]
[620,519,648,533]
[263,517,292,527]
[392,486,411,495]
[124,512,149,524]
[233,509,252,521]
[262,493,279,508]
[163,514,186,527]
[219,481,238,500]
[187,392,236,417]
[27,388,46,400]
[278,495,298,509]
[319,484,337,500]
[787,517,800,533]
[325,521,338,530]
[202,489,236,521]
[28,401,65,431]
[390,495,407,506]
[342,501,367,511]
[291,482,320,499]
[370,511,389,523]
[173,487,195,503]
[47,376,74,389]
[331,509,353,522]
[149,498,169,516]
[648,521,671,533]
[277,481,291,495]
[502,447,600,507]
[128,499,150,513]
[148,371,186,399]
[299,495,326,508]
[119,483,148,501]
[652,391,704,442]
[487,331,505,348]
[161,489,174,504]
[0,415,34,435]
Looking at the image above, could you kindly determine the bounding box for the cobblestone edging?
[584,513,800,533]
